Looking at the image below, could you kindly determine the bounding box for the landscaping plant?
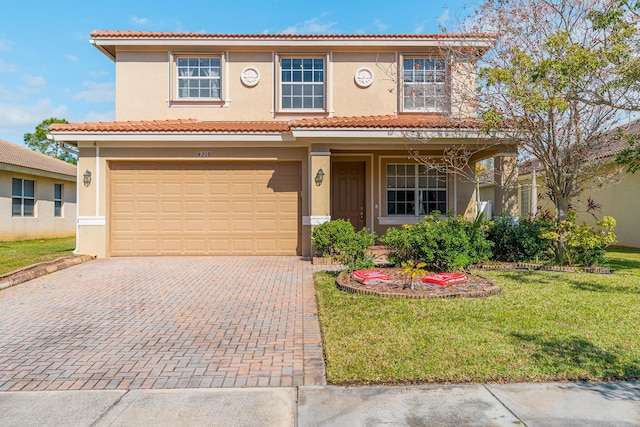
[547,211,618,266]
[381,212,492,272]
[486,214,555,262]
[311,219,376,271]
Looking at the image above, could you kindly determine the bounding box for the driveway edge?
[0,255,94,291]
[302,263,327,386]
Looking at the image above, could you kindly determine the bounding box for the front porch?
[306,149,519,239]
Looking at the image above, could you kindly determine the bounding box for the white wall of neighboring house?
[0,169,76,241]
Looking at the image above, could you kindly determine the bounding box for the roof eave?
[49,131,295,143]
[90,36,495,60]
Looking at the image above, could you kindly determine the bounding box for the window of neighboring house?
[176,56,222,100]
[280,57,325,110]
[12,178,35,217]
[520,185,531,218]
[54,184,63,217]
[401,57,448,112]
[386,164,447,215]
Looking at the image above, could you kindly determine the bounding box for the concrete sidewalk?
[1,381,638,427]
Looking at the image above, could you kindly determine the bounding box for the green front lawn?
[315,246,640,385]
[0,237,76,276]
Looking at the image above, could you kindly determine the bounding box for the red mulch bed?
[336,268,501,299]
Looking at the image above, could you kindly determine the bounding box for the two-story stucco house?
[50,31,518,258]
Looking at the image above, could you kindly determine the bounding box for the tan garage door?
[110,162,300,256]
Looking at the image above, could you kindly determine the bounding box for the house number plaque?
[197,151,211,157]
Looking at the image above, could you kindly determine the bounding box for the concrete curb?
[0,255,94,291]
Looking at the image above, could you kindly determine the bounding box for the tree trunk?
[553,195,571,262]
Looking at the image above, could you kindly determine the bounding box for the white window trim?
[275,53,329,114]
[168,51,229,107]
[54,183,63,218]
[377,156,451,225]
[385,163,448,217]
[398,53,449,114]
[12,178,36,218]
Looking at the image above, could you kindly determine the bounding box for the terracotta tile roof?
[90,31,497,41]
[49,116,486,134]
[49,119,290,133]
[290,115,483,129]
[0,139,76,177]
[595,119,640,159]
[518,120,640,175]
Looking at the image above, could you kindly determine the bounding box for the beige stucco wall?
[0,169,76,241]
[518,166,639,248]
[114,47,477,122]
[577,171,640,248]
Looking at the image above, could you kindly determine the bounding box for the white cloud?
[437,8,450,29]
[131,16,150,26]
[81,110,115,123]
[89,70,109,78]
[0,38,12,51]
[22,75,46,87]
[281,15,338,34]
[414,23,425,34]
[72,81,115,103]
[372,19,388,32]
[0,98,68,133]
[65,54,79,63]
[0,59,18,73]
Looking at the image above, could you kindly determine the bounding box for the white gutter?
[90,39,115,62]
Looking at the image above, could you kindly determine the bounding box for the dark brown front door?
[331,162,366,229]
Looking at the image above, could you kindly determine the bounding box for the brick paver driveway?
[0,257,325,391]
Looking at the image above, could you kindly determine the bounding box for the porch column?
[309,150,331,225]
[493,154,519,217]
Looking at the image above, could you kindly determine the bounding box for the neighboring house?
[516,121,640,248]
[50,31,518,258]
[0,139,76,241]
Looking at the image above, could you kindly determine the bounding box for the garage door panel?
[110,161,300,256]
[160,201,182,214]
[161,219,181,232]
[231,201,253,213]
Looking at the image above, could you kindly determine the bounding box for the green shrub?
[380,212,492,272]
[311,219,354,257]
[311,219,376,271]
[486,215,555,262]
[551,211,618,266]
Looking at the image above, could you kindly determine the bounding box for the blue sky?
[0,0,472,146]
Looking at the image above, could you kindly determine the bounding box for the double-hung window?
[176,57,222,100]
[280,57,325,110]
[402,57,447,112]
[54,184,63,217]
[386,164,447,216]
[12,178,35,217]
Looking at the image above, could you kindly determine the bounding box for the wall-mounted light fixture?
[315,168,325,186]
[83,170,92,187]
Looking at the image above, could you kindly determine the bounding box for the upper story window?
[280,57,325,110]
[54,184,63,217]
[12,178,35,217]
[402,57,448,113]
[386,164,447,216]
[176,57,221,100]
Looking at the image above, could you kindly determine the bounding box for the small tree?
[471,0,639,223]
[24,118,77,164]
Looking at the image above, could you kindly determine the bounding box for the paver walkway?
[0,257,325,391]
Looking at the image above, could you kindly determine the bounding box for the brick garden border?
[336,270,502,300]
[0,255,94,291]
[472,262,611,274]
